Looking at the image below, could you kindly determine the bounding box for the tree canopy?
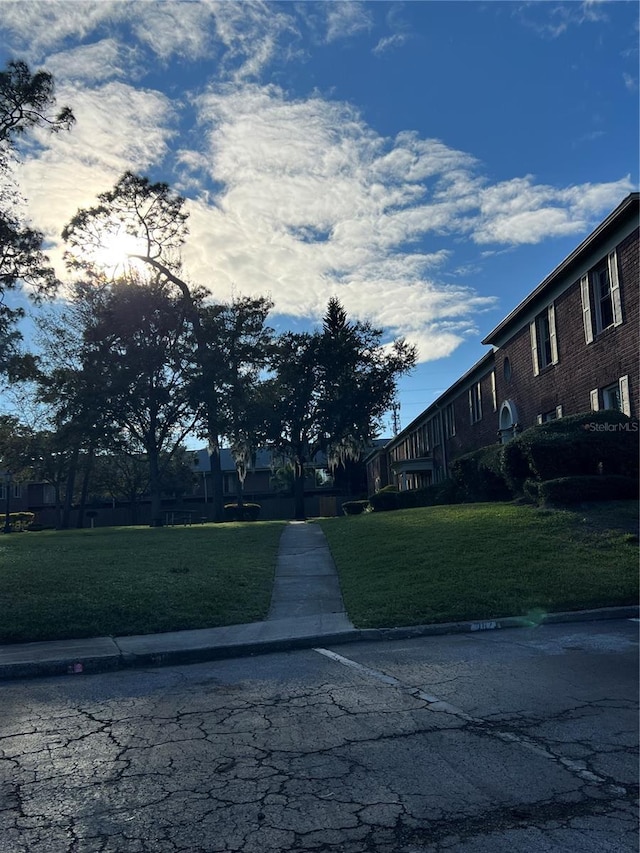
[0,60,74,377]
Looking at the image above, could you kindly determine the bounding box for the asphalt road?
[1,619,637,853]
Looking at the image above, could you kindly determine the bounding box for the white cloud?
[0,0,127,58]
[46,38,142,83]
[324,2,372,43]
[373,33,409,56]
[473,175,634,244]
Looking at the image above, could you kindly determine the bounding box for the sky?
[1,0,638,434]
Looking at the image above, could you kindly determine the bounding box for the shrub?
[395,480,463,510]
[502,411,639,495]
[2,512,35,532]
[450,445,511,502]
[342,500,369,515]
[368,485,399,512]
[223,502,261,522]
[537,475,639,506]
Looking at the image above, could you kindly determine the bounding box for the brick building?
[367,193,639,494]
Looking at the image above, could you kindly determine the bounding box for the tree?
[62,173,232,520]
[76,275,198,526]
[63,173,282,522]
[0,414,36,533]
[198,295,274,509]
[0,60,74,375]
[266,299,417,519]
[34,298,113,528]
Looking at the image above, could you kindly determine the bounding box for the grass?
[0,521,286,643]
[318,501,639,628]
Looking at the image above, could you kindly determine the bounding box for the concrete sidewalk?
[0,521,637,681]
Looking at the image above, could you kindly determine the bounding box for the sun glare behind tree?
[90,225,149,279]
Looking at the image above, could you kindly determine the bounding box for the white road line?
[313,646,627,795]
[314,647,474,720]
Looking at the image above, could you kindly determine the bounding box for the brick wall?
[445,365,499,459]
[493,227,639,427]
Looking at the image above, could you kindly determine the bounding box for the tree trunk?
[62,445,79,529]
[293,461,306,521]
[76,446,95,529]
[208,436,224,523]
[148,450,163,526]
[236,471,244,510]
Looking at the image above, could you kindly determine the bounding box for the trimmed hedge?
[536,475,639,505]
[450,444,511,503]
[503,411,639,495]
[368,485,399,512]
[368,480,462,513]
[342,500,370,516]
[396,479,462,509]
[223,502,261,522]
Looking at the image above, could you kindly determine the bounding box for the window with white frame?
[590,375,630,416]
[530,303,558,375]
[580,250,623,343]
[469,382,482,423]
[444,403,455,437]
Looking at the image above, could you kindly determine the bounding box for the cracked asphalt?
[1,619,637,852]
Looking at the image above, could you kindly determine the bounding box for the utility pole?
[391,402,401,436]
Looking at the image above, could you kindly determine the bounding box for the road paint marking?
[314,647,474,720]
[314,646,628,795]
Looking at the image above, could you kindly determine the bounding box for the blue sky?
[1,0,637,433]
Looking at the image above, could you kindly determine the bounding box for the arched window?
[498,400,519,444]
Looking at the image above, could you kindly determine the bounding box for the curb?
[0,606,637,682]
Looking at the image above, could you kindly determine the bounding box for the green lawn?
[0,522,285,643]
[318,501,639,628]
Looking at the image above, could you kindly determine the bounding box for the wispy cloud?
[514,0,610,38]
[324,2,372,43]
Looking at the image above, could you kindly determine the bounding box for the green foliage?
[502,411,638,495]
[396,479,463,509]
[0,61,74,372]
[223,502,261,522]
[368,484,399,512]
[450,444,511,502]
[536,475,638,506]
[341,500,370,515]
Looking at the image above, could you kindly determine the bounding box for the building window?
[580,250,622,343]
[13,483,22,499]
[425,417,440,450]
[536,406,563,424]
[444,403,456,438]
[490,371,497,412]
[590,375,630,416]
[602,383,621,412]
[469,382,482,424]
[593,262,614,331]
[503,357,512,382]
[530,303,558,375]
